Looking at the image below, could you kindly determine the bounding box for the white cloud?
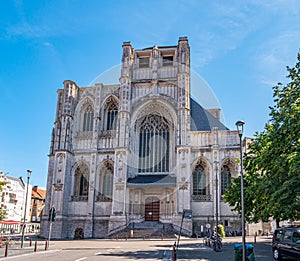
[256,31,300,86]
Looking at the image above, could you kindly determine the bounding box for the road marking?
[94,252,102,255]
[75,257,87,261]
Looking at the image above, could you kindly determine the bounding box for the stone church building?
[40,37,243,239]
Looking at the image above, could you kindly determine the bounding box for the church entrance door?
[145,197,160,221]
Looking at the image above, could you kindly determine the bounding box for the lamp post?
[21,169,32,248]
[214,162,219,237]
[236,120,245,261]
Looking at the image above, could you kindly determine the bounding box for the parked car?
[272,226,300,260]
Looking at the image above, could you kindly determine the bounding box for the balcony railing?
[96,194,112,202]
[71,195,88,201]
[192,194,212,201]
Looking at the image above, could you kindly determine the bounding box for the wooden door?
[145,197,160,221]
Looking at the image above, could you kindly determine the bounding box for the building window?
[74,165,89,199]
[221,165,231,195]
[83,105,94,131]
[97,163,113,201]
[139,57,150,68]
[104,97,118,130]
[102,167,113,197]
[193,164,207,195]
[138,114,170,173]
[163,56,173,66]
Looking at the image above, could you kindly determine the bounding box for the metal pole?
[176,212,184,250]
[239,132,246,261]
[47,213,53,249]
[21,169,32,248]
[215,163,218,237]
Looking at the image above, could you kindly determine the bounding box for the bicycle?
[211,234,222,252]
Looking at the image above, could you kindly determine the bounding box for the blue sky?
[1,0,299,187]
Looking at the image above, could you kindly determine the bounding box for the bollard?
[116,235,118,241]
[161,232,164,240]
[172,242,177,261]
[254,232,257,243]
[30,238,32,247]
[5,242,8,257]
[34,241,37,252]
[125,235,128,240]
[45,240,48,250]
[196,233,198,239]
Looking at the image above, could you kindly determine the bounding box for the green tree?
[0,172,6,221]
[224,52,300,225]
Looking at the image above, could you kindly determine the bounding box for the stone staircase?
[108,221,178,240]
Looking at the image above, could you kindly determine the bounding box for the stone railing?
[132,68,152,80]
[96,194,112,202]
[158,66,177,79]
[71,195,88,202]
[191,194,212,201]
[75,131,93,139]
[99,130,116,138]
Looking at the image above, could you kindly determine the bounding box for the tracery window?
[192,163,207,195]
[74,165,89,200]
[221,165,231,195]
[97,163,114,201]
[82,105,94,131]
[138,114,170,173]
[103,167,114,197]
[104,97,118,130]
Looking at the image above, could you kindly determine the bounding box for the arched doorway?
[145,197,160,221]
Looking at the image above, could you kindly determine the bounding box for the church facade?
[40,37,243,239]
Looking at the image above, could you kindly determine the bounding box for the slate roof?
[127,175,176,186]
[190,98,228,131]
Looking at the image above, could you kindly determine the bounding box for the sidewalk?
[0,237,48,260]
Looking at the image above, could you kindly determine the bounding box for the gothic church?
[40,37,243,239]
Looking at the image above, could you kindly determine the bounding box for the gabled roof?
[32,187,46,199]
[190,98,228,131]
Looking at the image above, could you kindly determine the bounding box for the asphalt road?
[0,236,281,261]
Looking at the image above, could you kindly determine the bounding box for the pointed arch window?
[104,97,118,130]
[192,164,207,196]
[73,165,89,201]
[97,164,113,201]
[83,105,94,131]
[138,114,170,173]
[221,165,231,195]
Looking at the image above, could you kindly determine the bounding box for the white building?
[41,37,244,239]
[0,172,32,222]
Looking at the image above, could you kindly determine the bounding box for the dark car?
[272,226,300,260]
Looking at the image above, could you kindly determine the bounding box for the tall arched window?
[104,97,118,130]
[102,168,113,197]
[83,105,94,131]
[192,164,207,196]
[221,165,231,195]
[74,165,89,200]
[138,114,170,173]
[97,163,114,201]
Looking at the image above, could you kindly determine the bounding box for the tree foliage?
[0,171,7,221]
[224,52,300,224]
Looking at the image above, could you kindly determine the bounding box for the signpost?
[176,209,192,250]
[47,206,56,248]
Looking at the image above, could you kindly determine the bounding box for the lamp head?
[26,169,32,177]
[235,120,245,135]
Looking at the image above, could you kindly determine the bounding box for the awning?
[0,220,21,225]
[127,174,176,187]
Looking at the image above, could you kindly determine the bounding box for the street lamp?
[236,120,246,261]
[21,169,32,248]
